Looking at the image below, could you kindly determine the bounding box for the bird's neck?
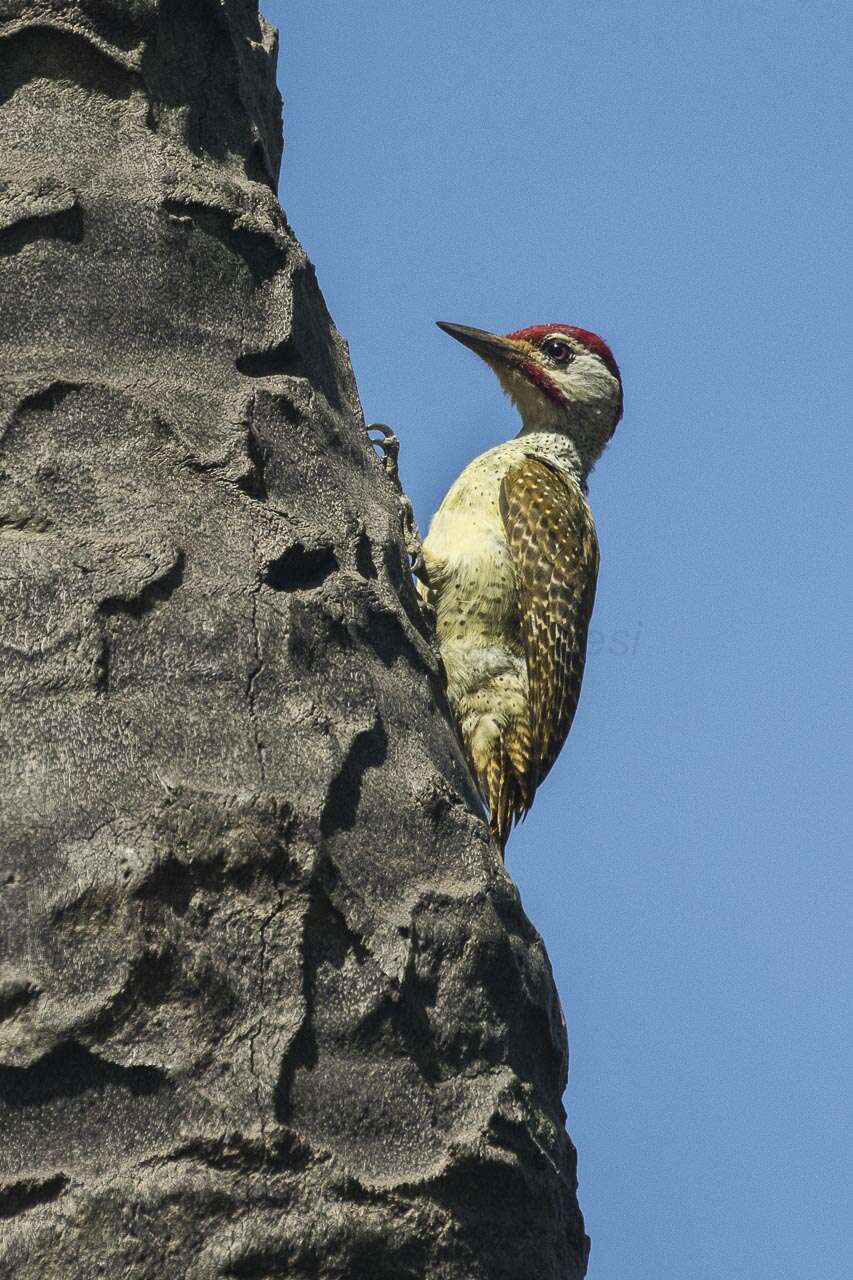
[512,426,586,484]
[517,397,617,481]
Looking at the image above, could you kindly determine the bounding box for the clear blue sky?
[266,3,851,1275]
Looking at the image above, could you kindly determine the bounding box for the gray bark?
[0,3,588,1276]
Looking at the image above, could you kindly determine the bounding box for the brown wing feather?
[500,457,599,806]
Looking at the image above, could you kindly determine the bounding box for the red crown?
[507,324,621,384]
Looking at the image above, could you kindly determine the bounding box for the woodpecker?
[421,321,623,852]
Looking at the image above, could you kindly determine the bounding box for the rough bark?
[0,3,588,1276]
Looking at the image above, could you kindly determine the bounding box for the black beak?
[436,322,521,366]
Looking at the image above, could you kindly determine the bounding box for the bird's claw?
[369,423,426,578]
[399,494,426,576]
[368,422,400,483]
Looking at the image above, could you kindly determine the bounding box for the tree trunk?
[0,3,588,1276]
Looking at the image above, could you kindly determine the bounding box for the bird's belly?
[440,639,528,717]
[422,500,527,746]
[424,509,519,644]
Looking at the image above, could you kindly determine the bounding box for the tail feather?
[483,723,534,854]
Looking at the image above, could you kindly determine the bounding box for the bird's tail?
[483,721,534,854]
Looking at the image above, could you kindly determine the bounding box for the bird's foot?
[399,494,426,578]
[368,422,400,484]
[369,422,426,578]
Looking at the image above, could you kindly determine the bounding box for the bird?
[420,321,623,852]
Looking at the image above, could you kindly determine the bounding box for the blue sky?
[265,3,850,1275]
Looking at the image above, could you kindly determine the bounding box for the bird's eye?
[543,339,574,364]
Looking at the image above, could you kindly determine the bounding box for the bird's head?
[437,320,623,474]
